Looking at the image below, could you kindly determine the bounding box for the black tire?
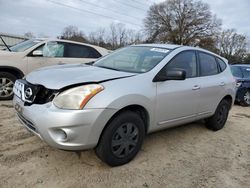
[205,99,230,131]
[95,111,145,166]
[240,89,250,107]
[0,72,17,100]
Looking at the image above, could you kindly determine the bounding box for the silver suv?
[13,44,236,166]
[0,38,109,100]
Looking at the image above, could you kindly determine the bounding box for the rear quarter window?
[217,58,227,72]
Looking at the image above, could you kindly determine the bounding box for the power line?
[46,0,143,27]
[131,0,151,7]
[78,0,143,20]
[112,0,148,12]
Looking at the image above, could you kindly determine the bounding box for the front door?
[27,41,66,73]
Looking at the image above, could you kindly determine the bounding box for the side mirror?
[153,69,186,82]
[32,50,43,56]
[165,69,186,80]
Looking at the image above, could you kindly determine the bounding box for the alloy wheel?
[0,77,14,98]
[243,91,250,105]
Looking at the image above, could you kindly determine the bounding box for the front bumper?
[13,96,116,150]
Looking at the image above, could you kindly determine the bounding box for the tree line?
[25,0,250,64]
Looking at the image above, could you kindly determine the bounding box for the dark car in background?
[230,64,250,106]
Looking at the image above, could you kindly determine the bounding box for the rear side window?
[65,43,101,58]
[167,51,197,78]
[199,52,219,76]
[217,58,227,72]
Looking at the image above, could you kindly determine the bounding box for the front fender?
[107,94,155,128]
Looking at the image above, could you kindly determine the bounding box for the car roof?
[32,38,109,55]
[134,43,227,62]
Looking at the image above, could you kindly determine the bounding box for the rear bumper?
[13,95,116,150]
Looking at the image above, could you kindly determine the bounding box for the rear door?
[155,51,200,128]
[195,51,227,115]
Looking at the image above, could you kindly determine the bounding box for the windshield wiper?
[85,61,95,65]
[0,36,11,52]
[96,65,121,71]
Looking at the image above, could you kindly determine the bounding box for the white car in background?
[0,38,109,100]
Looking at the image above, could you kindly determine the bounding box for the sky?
[0,0,250,38]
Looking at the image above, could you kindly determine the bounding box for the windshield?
[10,39,43,52]
[93,46,170,73]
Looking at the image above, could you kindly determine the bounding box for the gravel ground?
[0,101,250,188]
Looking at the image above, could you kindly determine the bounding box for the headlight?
[53,84,104,110]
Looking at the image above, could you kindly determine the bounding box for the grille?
[33,86,56,104]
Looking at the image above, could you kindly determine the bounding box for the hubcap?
[0,77,14,98]
[111,123,139,158]
[244,91,250,105]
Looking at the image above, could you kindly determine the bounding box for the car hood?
[0,50,23,59]
[26,64,136,89]
[0,50,14,55]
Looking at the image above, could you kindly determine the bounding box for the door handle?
[192,85,200,90]
[219,82,225,86]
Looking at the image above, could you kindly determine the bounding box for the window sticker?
[150,48,169,53]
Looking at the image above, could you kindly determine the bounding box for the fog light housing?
[53,129,67,142]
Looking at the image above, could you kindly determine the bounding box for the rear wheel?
[0,72,17,100]
[95,111,145,166]
[205,99,230,131]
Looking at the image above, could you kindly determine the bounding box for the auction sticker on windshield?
[150,48,169,53]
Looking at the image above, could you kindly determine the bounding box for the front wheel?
[95,111,145,166]
[240,89,250,106]
[0,72,17,100]
[205,99,230,131]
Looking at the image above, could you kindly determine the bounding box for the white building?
[0,33,29,50]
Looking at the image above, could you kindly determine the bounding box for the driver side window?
[166,51,197,78]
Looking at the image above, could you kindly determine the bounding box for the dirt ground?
[0,101,249,188]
